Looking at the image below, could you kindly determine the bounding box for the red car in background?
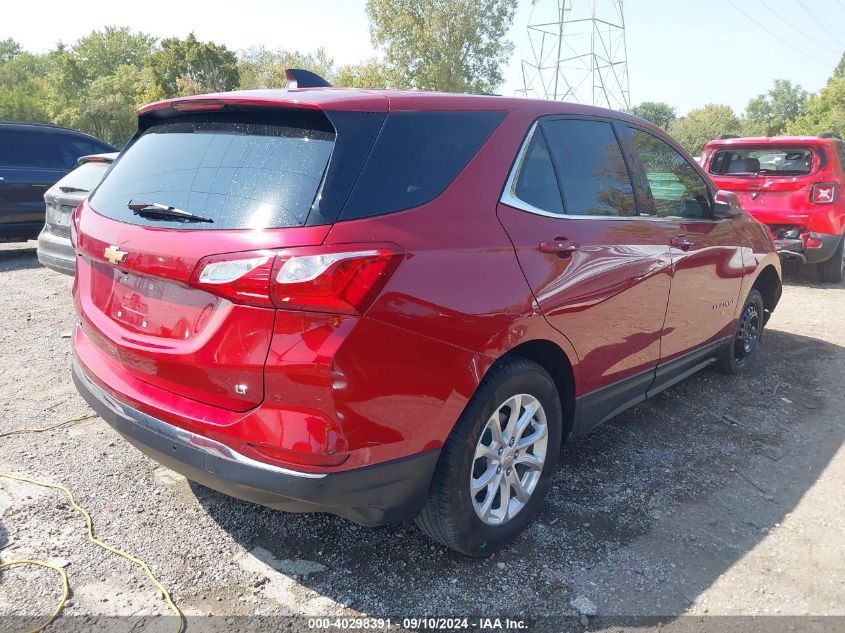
[71,77,781,555]
[704,135,845,282]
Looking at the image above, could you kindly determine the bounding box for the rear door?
[497,116,672,428]
[0,128,66,237]
[620,125,745,373]
[74,109,342,411]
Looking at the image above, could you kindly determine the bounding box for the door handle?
[670,235,693,251]
[539,238,580,255]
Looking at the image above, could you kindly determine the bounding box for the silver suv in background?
[37,152,117,275]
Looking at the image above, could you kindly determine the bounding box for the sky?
[6,0,845,116]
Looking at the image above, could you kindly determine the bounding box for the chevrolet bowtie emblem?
[104,245,127,266]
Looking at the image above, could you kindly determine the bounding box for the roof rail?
[284,69,332,90]
[717,134,739,140]
[819,131,841,139]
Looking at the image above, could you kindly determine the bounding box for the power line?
[795,0,842,49]
[756,0,839,56]
[725,0,828,66]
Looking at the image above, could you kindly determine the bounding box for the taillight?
[190,244,403,314]
[70,204,81,248]
[811,182,837,204]
[191,251,276,307]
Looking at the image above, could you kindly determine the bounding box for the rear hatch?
[707,145,819,227]
[73,104,358,412]
[45,156,115,238]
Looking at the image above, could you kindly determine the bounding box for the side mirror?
[712,190,743,219]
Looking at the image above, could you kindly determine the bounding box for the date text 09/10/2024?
[307,618,529,630]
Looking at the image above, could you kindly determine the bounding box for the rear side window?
[55,161,112,193]
[509,128,563,214]
[623,127,711,219]
[836,141,845,169]
[541,119,636,217]
[709,147,814,176]
[90,118,334,230]
[0,130,59,168]
[342,111,505,219]
[52,135,113,169]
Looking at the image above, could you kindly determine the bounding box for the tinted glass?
[835,141,845,170]
[55,161,112,192]
[343,111,505,218]
[512,129,563,214]
[709,147,813,176]
[625,127,710,219]
[89,120,334,230]
[541,119,636,216]
[53,135,113,169]
[0,130,57,168]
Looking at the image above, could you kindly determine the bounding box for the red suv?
[71,82,781,556]
[704,135,845,282]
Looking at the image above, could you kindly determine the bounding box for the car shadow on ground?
[190,327,843,618]
[0,245,41,273]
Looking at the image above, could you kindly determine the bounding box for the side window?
[52,135,110,169]
[624,127,711,219]
[0,130,56,168]
[508,128,563,214]
[541,119,637,217]
[342,111,505,219]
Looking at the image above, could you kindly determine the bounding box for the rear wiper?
[127,200,213,223]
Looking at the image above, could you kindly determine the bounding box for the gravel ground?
[0,242,843,631]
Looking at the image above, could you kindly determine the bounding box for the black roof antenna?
[285,69,332,90]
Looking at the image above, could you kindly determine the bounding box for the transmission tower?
[517,0,630,111]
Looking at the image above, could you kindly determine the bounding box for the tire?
[816,234,844,283]
[415,357,563,557]
[715,289,765,375]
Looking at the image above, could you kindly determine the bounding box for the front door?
[618,124,745,379]
[497,117,673,431]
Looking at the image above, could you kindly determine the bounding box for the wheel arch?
[493,339,577,443]
[750,264,782,324]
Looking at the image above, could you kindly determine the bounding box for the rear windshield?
[709,147,814,176]
[89,118,334,230]
[55,161,112,193]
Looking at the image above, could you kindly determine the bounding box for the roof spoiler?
[285,69,332,90]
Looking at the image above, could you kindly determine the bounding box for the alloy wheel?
[470,394,548,526]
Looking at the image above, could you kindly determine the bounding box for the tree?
[669,104,743,156]
[365,0,518,93]
[786,78,845,138]
[238,46,334,89]
[834,51,845,80]
[41,29,157,146]
[0,48,50,122]
[742,79,808,136]
[0,38,23,63]
[72,27,155,78]
[629,102,676,130]
[145,33,239,97]
[335,58,391,88]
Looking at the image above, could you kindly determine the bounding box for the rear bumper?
[37,226,75,275]
[773,231,841,265]
[73,357,438,526]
